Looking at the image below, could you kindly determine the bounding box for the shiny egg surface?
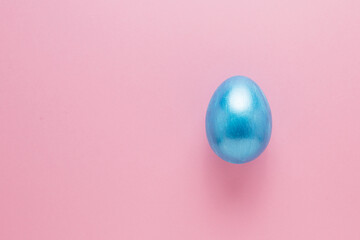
[206,76,272,164]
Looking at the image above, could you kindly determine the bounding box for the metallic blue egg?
[206,76,272,164]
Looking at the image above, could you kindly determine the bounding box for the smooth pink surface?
[1,0,360,239]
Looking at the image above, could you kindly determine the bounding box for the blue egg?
[206,76,272,164]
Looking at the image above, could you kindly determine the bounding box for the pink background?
[1,0,360,239]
